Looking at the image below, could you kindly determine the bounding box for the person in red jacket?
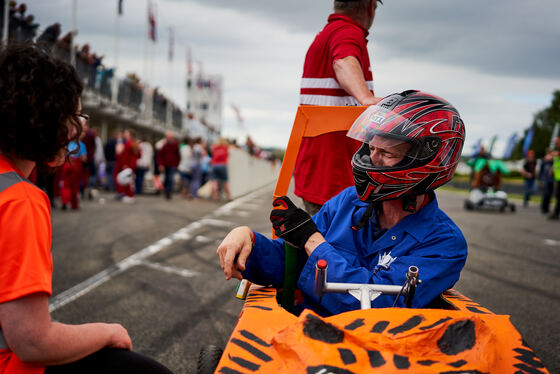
[157,131,180,199]
[59,138,86,210]
[114,128,140,202]
[295,0,382,215]
[0,43,172,374]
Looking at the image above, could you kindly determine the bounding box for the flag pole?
[2,0,9,44]
[143,0,149,83]
[186,45,192,112]
[150,2,156,86]
[70,0,77,67]
[112,0,121,104]
[150,35,155,87]
[167,26,174,113]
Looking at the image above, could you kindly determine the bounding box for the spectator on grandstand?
[76,43,91,84]
[98,67,114,98]
[17,14,37,42]
[88,53,104,90]
[36,22,61,50]
[54,31,73,63]
[153,88,168,123]
[7,2,24,42]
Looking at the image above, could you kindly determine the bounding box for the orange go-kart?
[198,106,549,374]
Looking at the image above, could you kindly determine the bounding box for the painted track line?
[137,260,198,278]
[49,187,270,313]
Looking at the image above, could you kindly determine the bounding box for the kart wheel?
[464,200,473,210]
[510,204,516,212]
[197,345,223,374]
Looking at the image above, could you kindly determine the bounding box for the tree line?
[511,90,560,160]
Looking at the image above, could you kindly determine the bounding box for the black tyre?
[464,200,473,210]
[510,204,516,212]
[197,345,223,374]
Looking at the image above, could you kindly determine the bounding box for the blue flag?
[502,133,518,159]
[471,138,482,157]
[522,127,535,157]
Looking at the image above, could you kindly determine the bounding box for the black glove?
[270,196,318,249]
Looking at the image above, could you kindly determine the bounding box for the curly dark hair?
[0,42,83,165]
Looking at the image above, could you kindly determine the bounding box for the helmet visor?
[347,104,411,144]
[348,104,424,171]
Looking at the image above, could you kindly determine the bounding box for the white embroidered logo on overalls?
[377,251,397,270]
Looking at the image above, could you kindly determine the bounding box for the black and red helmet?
[347,90,465,203]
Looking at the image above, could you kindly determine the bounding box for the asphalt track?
[49,185,560,373]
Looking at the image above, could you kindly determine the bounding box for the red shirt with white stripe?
[295,13,374,205]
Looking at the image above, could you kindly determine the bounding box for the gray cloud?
[374,1,560,79]
[29,0,560,80]
[167,0,560,79]
[22,0,560,148]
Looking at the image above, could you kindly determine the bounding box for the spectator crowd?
[5,1,109,91]
[30,126,243,210]
[3,1,278,212]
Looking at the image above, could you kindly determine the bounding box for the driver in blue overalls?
[217,90,468,316]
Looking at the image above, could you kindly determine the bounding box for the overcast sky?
[24,0,560,155]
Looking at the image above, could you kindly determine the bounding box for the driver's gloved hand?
[270,196,318,249]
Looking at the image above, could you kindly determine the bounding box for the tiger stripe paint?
[215,286,548,373]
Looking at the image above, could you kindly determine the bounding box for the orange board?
[273,105,366,201]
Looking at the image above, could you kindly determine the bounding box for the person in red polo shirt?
[295,0,382,214]
[0,43,171,374]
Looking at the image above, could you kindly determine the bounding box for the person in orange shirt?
[0,44,172,373]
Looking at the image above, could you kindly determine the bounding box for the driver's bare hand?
[216,226,253,280]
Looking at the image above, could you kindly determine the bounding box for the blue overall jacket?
[242,187,467,316]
